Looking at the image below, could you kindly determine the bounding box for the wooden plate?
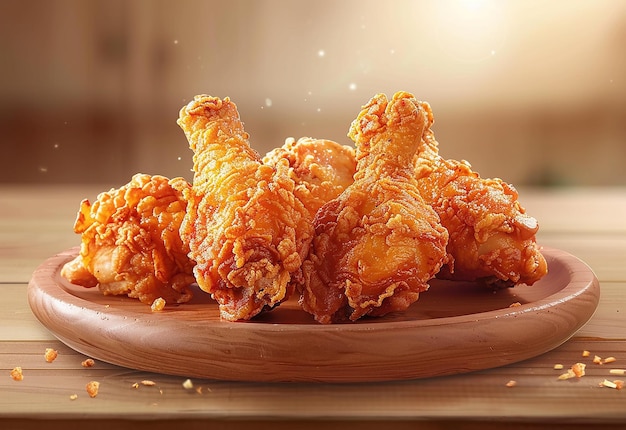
[28,247,599,382]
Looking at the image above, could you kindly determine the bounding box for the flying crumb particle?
[582,350,590,357]
[70,394,78,401]
[182,379,194,390]
[505,380,517,387]
[553,364,564,370]
[141,380,156,386]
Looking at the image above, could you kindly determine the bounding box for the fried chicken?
[177,95,313,321]
[300,92,449,323]
[263,137,356,218]
[414,103,547,287]
[60,174,196,305]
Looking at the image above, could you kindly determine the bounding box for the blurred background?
[1,0,625,187]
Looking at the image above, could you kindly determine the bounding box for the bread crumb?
[509,302,521,308]
[582,350,590,357]
[571,362,586,377]
[609,369,626,376]
[600,379,617,389]
[141,380,156,386]
[182,378,194,390]
[69,394,78,400]
[599,379,623,390]
[603,356,617,364]
[81,358,95,368]
[505,380,517,387]
[10,366,24,381]
[553,364,564,370]
[131,382,139,389]
[151,297,166,312]
[593,355,603,364]
[44,348,58,363]
[558,363,586,380]
[86,381,100,398]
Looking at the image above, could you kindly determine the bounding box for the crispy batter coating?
[177,95,313,321]
[60,174,196,304]
[415,104,548,287]
[263,137,356,218]
[300,92,449,323]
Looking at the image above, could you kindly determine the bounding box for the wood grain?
[27,247,599,382]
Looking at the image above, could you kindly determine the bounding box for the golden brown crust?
[60,174,196,305]
[177,95,314,321]
[415,110,548,286]
[263,137,356,218]
[300,92,449,323]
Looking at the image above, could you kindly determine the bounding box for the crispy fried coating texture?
[414,104,548,287]
[177,95,313,321]
[263,137,356,218]
[60,174,196,305]
[300,92,449,323]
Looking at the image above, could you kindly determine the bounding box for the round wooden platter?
[28,247,599,383]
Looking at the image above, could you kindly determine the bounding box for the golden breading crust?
[61,173,196,305]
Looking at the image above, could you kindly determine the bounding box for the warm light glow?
[432,0,508,63]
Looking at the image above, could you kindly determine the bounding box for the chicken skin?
[61,174,196,305]
[177,95,313,321]
[263,137,356,218]
[414,104,547,287]
[300,92,449,323]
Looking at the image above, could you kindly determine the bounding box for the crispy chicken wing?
[300,92,449,323]
[415,104,547,287]
[177,95,313,321]
[263,137,356,218]
[60,174,196,305]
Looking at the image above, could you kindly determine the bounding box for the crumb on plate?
[151,297,166,312]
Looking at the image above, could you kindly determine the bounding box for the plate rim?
[27,246,600,382]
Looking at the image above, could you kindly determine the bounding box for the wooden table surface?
[1,184,626,429]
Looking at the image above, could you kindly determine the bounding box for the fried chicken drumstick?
[414,104,548,287]
[300,92,449,323]
[61,174,196,305]
[263,137,356,218]
[177,95,313,321]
